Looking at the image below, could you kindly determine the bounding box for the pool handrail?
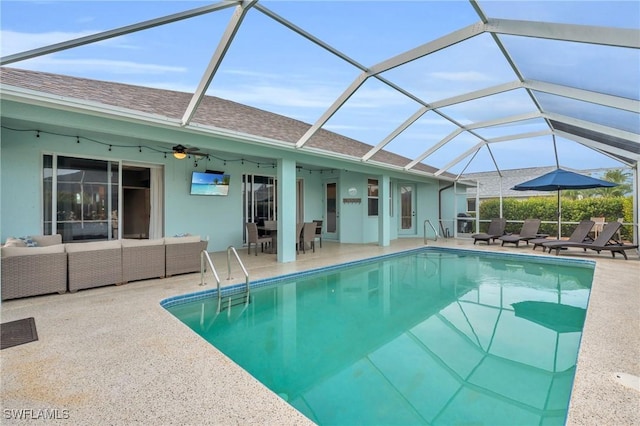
[226,245,250,299]
[200,250,223,311]
[424,219,439,244]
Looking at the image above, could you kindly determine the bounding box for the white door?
[324,180,338,240]
[399,184,416,235]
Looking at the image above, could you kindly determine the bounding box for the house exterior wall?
[0,98,466,255]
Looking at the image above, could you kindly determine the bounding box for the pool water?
[165,249,594,425]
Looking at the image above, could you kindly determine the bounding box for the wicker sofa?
[66,240,124,292]
[1,234,207,300]
[1,234,67,300]
[122,238,166,283]
[164,236,208,277]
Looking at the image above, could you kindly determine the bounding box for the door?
[324,180,338,240]
[399,184,416,235]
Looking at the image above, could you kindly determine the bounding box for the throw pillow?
[18,236,38,247]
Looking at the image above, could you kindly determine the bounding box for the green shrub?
[478,196,633,240]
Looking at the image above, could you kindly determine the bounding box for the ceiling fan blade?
[185,147,200,153]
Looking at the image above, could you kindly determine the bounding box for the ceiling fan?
[171,144,200,159]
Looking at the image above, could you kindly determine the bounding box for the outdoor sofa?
[0,234,67,300]
[1,234,207,300]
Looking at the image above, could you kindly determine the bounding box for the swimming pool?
[163,248,594,425]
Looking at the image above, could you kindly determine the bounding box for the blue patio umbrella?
[512,168,617,238]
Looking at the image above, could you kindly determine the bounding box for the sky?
[1,1,639,175]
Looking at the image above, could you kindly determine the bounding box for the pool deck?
[1,238,638,425]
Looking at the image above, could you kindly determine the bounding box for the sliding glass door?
[44,155,119,242]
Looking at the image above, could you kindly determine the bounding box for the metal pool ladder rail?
[424,219,439,244]
[200,246,250,313]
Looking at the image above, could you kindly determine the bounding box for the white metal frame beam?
[544,112,640,146]
[485,18,640,48]
[362,81,524,161]
[404,129,464,170]
[295,22,485,149]
[555,131,639,164]
[465,111,542,130]
[433,130,553,176]
[0,1,239,65]
[181,1,257,126]
[524,80,640,113]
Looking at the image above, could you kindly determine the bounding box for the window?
[467,198,476,212]
[44,155,119,242]
[368,178,378,216]
[243,174,277,242]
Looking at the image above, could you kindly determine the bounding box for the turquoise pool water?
[164,248,594,425]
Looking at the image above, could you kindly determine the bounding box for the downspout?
[439,182,454,238]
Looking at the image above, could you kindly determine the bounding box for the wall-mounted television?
[190,171,230,196]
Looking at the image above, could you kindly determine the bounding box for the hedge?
[477,196,633,240]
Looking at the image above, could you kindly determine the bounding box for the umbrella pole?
[557,190,561,239]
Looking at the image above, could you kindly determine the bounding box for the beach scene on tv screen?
[190,172,230,196]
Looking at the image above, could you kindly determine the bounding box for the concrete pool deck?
[1,238,638,425]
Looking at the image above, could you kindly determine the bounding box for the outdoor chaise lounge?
[530,220,595,251]
[499,219,541,247]
[472,218,506,245]
[543,221,638,259]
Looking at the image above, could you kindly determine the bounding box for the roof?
[0,66,443,176]
[0,1,638,175]
[463,167,557,198]
[462,166,622,198]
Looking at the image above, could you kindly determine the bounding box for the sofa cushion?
[65,240,122,253]
[1,244,65,258]
[3,237,26,247]
[121,238,164,248]
[32,234,63,247]
[164,235,201,244]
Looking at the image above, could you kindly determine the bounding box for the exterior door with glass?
[399,183,416,235]
[324,180,338,240]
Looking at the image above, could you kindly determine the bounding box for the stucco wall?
[1,100,454,253]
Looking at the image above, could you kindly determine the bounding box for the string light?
[6,125,332,174]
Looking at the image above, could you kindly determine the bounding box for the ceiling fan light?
[173,151,187,160]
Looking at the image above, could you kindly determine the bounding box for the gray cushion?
[32,234,63,247]
[65,240,122,253]
[1,244,65,258]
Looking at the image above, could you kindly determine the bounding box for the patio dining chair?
[313,219,323,248]
[246,222,272,256]
[299,222,317,254]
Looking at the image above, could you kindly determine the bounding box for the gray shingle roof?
[0,67,444,176]
[461,166,613,198]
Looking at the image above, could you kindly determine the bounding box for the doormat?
[1,317,38,350]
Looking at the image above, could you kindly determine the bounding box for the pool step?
[219,292,251,312]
